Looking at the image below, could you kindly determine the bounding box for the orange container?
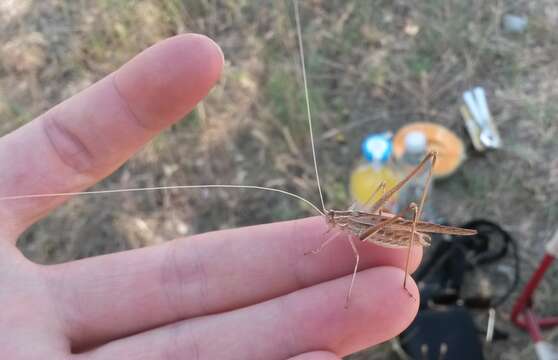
[393,122,465,178]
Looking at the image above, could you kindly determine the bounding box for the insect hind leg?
[370,151,437,214]
[359,202,419,242]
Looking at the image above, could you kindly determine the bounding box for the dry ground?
[1,1,557,359]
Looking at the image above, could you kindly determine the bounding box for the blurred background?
[1,0,557,359]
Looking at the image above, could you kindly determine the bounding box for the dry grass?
[1,0,558,358]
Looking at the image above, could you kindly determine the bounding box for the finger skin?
[0,242,70,358]
[288,351,341,360]
[78,267,419,360]
[0,34,223,238]
[48,217,422,349]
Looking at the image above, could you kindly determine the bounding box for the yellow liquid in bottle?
[349,165,400,209]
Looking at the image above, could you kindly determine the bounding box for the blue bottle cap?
[361,133,393,163]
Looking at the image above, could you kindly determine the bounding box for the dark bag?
[399,306,484,360]
[397,220,518,360]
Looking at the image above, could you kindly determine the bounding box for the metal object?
[486,308,495,343]
[462,87,502,151]
[511,230,558,360]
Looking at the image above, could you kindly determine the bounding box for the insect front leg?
[304,225,344,255]
[345,235,360,309]
[355,181,386,213]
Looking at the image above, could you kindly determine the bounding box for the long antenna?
[0,184,325,216]
[294,0,326,213]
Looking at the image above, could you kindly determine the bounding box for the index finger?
[0,34,223,238]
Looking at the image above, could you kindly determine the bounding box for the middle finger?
[47,216,422,348]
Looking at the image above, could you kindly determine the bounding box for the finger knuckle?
[163,322,201,360]
[42,112,96,174]
[160,239,210,320]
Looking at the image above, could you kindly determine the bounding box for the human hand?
[0,34,421,359]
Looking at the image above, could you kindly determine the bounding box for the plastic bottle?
[395,131,435,220]
[349,133,400,211]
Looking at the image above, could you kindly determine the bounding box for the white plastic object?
[534,341,558,360]
[503,14,528,33]
[404,131,427,154]
[546,229,558,258]
[486,308,496,343]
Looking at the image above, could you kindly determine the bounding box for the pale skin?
[0,34,422,360]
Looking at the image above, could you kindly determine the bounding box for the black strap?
[416,219,520,308]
